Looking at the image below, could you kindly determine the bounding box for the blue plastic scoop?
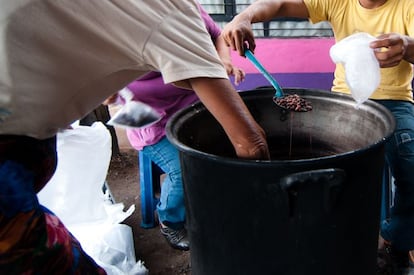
[244,49,284,98]
[244,49,312,112]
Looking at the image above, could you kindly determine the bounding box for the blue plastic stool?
[139,150,163,228]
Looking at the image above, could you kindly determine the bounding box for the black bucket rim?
[166,87,395,166]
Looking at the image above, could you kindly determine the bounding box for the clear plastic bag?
[330,32,381,107]
[107,88,162,129]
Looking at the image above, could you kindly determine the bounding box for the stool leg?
[381,165,391,222]
[151,163,161,216]
[139,151,157,228]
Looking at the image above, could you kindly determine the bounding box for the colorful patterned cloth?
[0,135,106,274]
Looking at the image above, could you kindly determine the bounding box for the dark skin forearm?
[215,34,246,85]
[402,36,414,64]
[222,0,309,55]
[187,77,270,160]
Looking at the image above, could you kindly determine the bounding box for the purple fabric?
[198,4,221,43]
[124,4,221,150]
[125,77,199,150]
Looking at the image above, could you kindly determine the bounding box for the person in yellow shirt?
[222,0,414,273]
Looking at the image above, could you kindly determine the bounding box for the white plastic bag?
[330,32,381,107]
[38,122,112,224]
[69,222,148,275]
[38,122,148,275]
[107,88,162,129]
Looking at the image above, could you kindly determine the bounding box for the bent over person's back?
[0,1,269,273]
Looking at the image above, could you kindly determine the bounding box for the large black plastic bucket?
[166,88,395,275]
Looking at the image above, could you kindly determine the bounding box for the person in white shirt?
[0,1,269,273]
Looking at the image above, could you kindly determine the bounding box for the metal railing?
[199,0,333,38]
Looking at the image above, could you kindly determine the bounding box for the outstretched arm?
[198,3,246,85]
[215,34,246,85]
[222,0,309,56]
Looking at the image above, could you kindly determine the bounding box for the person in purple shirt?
[104,4,245,251]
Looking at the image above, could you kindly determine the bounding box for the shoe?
[388,245,409,275]
[377,246,393,275]
[160,226,190,251]
[377,242,409,275]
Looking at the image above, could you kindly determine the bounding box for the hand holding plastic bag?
[330,32,381,107]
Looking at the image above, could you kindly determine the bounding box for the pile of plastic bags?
[38,122,148,275]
